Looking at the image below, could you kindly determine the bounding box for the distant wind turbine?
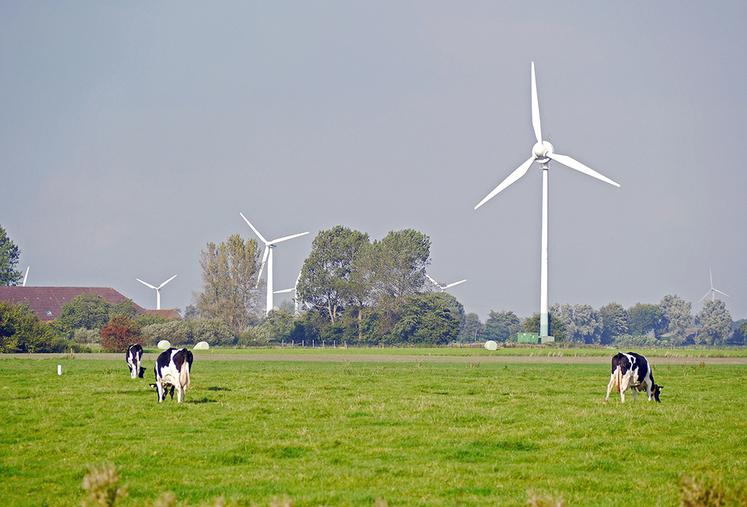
[474,62,621,340]
[22,266,29,287]
[699,268,729,303]
[240,212,309,316]
[426,274,467,292]
[136,274,177,310]
[274,270,303,315]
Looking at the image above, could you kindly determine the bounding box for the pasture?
[1,353,746,505]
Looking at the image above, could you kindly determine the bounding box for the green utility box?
[516,332,540,344]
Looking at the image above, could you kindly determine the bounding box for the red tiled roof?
[0,287,145,321]
[143,309,182,320]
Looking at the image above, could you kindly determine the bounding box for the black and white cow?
[153,348,193,403]
[605,351,662,403]
[125,344,144,379]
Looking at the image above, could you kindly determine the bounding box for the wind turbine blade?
[256,248,269,288]
[709,268,714,289]
[136,278,157,290]
[425,274,440,286]
[274,288,294,294]
[22,266,29,286]
[548,153,621,188]
[699,291,711,302]
[270,231,309,244]
[239,212,268,244]
[158,274,178,289]
[713,289,730,297]
[474,157,535,210]
[531,61,542,143]
[443,279,467,289]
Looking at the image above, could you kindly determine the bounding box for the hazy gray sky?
[2,1,746,319]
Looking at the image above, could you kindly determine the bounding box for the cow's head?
[652,383,662,402]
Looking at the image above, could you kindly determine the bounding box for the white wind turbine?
[274,270,303,315]
[22,266,29,286]
[699,268,729,303]
[426,274,467,292]
[474,62,621,339]
[240,212,309,316]
[136,274,177,310]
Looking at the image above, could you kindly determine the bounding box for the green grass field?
[1,355,746,505]
[147,345,747,358]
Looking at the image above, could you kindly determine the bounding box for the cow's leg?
[632,388,638,401]
[176,385,184,403]
[168,386,175,400]
[156,382,165,403]
[620,373,631,403]
[605,374,616,402]
[645,381,653,401]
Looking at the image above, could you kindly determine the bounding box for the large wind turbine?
[699,268,729,303]
[22,266,29,287]
[474,62,621,340]
[136,274,177,310]
[426,274,467,292]
[240,212,309,315]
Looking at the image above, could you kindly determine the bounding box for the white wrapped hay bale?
[484,340,498,351]
[157,340,171,350]
[193,341,209,350]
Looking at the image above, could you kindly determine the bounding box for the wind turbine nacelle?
[532,141,553,162]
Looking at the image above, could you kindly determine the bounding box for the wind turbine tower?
[136,274,177,310]
[240,212,309,316]
[474,62,621,340]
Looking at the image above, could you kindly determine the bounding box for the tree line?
[461,297,744,347]
[1,223,745,350]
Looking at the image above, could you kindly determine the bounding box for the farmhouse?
[0,286,181,321]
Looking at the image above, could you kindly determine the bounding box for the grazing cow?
[125,344,144,379]
[153,348,193,403]
[605,351,662,403]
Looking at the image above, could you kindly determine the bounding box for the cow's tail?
[179,358,191,391]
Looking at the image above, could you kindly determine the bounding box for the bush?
[192,319,236,346]
[100,316,141,353]
[73,328,100,345]
[57,295,112,334]
[142,321,191,346]
[0,301,66,352]
[612,334,661,348]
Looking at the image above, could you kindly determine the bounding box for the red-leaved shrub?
[100,315,141,353]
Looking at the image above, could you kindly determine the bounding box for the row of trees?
[195,226,465,345]
[1,223,744,349]
[459,297,743,346]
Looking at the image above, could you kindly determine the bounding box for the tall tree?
[659,294,692,345]
[599,303,629,344]
[0,225,22,286]
[369,229,430,299]
[296,226,369,323]
[570,304,603,344]
[695,300,732,346]
[387,292,464,345]
[484,310,522,342]
[56,294,112,333]
[627,303,665,337]
[196,234,262,334]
